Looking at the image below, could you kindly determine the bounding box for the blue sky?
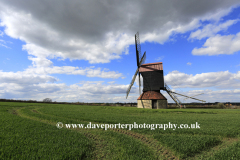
[0,0,240,103]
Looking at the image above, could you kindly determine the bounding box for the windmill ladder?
[165,83,182,108]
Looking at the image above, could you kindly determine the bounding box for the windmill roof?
[139,62,163,72]
[137,91,167,100]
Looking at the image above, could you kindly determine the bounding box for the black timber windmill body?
[126,32,206,108]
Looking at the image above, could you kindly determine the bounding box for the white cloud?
[1,76,240,102]
[192,32,240,55]
[71,81,129,94]
[0,1,240,103]
[0,39,10,48]
[107,81,115,84]
[201,6,235,22]
[187,62,192,66]
[0,79,138,102]
[0,71,57,85]
[64,81,138,102]
[24,66,124,79]
[0,0,239,64]
[0,6,132,64]
[0,43,10,49]
[0,69,128,102]
[189,19,239,40]
[28,56,53,67]
[0,82,67,99]
[165,70,240,89]
[155,56,164,61]
[0,30,3,36]
[1,69,240,103]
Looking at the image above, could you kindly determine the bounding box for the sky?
[0,0,240,103]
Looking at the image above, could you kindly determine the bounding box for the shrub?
[217,103,225,109]
[43,98,52,103]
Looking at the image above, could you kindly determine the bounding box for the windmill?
[126,32,206,109]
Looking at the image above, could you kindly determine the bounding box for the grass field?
[1,102,240,159]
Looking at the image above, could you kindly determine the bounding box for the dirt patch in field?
[9,110,18,115]
[112,129,178,160]
[189,137,240,160]
[32,110,39,113]
[83,132,110,159]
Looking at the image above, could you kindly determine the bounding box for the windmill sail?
[126,52,146,99]
[135,32,144,95]
[126,68,139,99]
[135,32,142,68]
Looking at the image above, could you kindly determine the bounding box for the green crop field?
[1,102,240,159]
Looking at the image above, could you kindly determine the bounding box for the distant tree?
[217,103,225,109]
[43,98,52,103]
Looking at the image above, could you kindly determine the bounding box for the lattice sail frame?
[126,52,146,99]
[135,32,142,68]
